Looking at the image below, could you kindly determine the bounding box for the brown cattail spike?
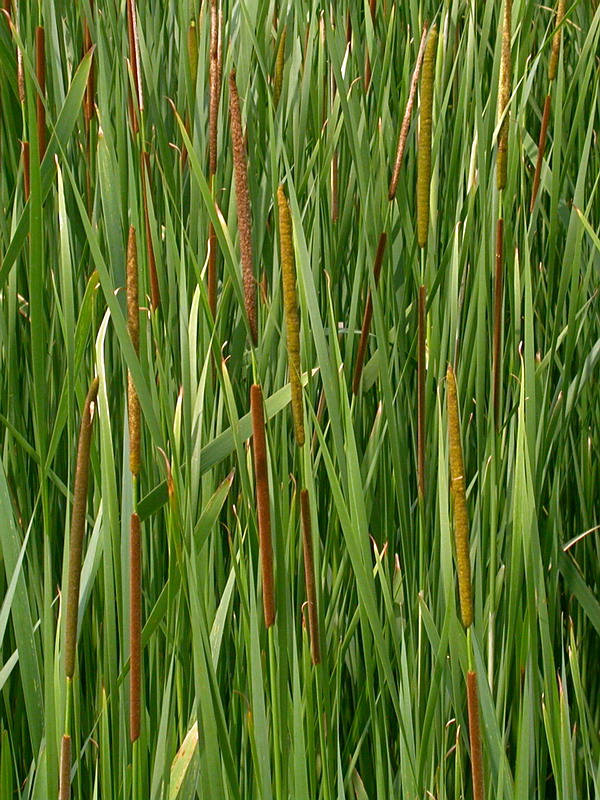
[130,512,142,742]
[492,218,504,426]
[497,0,512,191]
[127,226,141,475]
[417,285,426,502]
[35,26,46,160]
[467,671,485,800]
[229,70,258,344]
[352,233,387,395]
[250,385,275,627]
[548,0,565,82]
[389,22,429,200]
[59,734,72,800]
[274,27,286,108]
[416,25,438,248]
[277,185,305,446]
[301,490,321,664]
[64,377,99,679]
[446,364,473,629]
[209,0,221,177]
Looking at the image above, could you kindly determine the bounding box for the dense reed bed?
[0,1,598,798]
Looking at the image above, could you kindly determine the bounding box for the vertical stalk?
[250,384,275,627]
[300,489,320,664]
[35,26,45,160]
[352,233,387,395]
[492,219,504,427]
[417,285,426,503]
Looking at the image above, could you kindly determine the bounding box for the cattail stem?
[208,218,217,319]
[64,377,99,679]
[417,285,426,502]
[274,26,286,108]
[35,26,46,160]
[127,226,141,475]
[416,25,438,248]
[530,95,551,212]
[492,218,504,428]
[352,233,387,395]
[126,0,143,134]
[467,670,485,800]
[497,0,512,191]
[446,364,473,629]
[22,141,30,201]
[277,185,305,446]
[389,21,429,200]
[229,70,257,344]
[141,151,160,310]
[330,67,338,223]
[300,490,321,664]
[130,512,142,742]
[250,385,275,628]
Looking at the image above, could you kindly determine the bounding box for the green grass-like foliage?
[0,1,598,798]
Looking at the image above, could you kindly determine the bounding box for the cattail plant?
[35,26,45,160]
[127,226,140,476]
[300,489,321,664]
[209,0,221,178]
[274,26,286,108]
[467,670,484,800]
[250,384,275,627]
[277,185,305,447]
[446,364,472,629]
[446,365,484,800]
[530,0,565,211]
[417,285,426,502]
[229,70,258,344]
[497,0,512,192]
[352,233,387,395]
[416,25,437,249]
[126,224,143,752]
[389,21,429,201]
[207,0,222,319]
[60,377,99,800]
